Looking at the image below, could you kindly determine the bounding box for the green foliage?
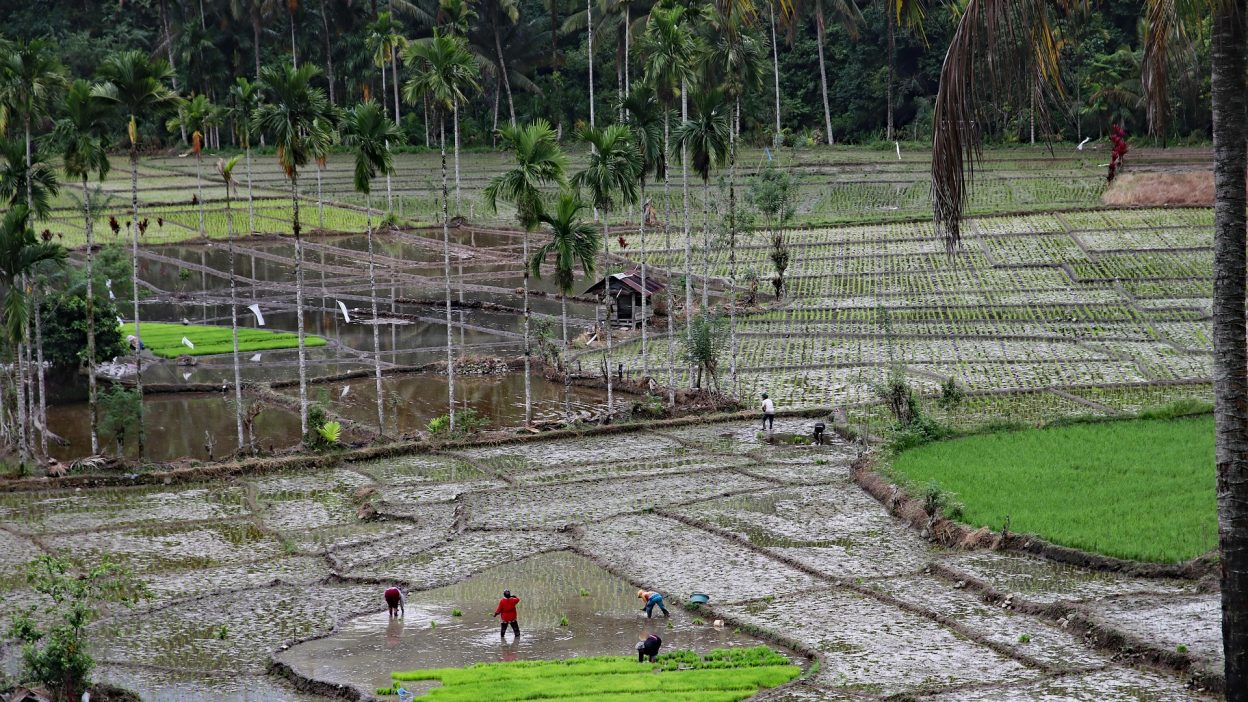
[451,608,463,617]
[124,322,327,359]
[37,286,127,369]
[427,408,489,437]
[1137,398,1213,420]
[317,421,343,447]
[873,364,920,428]
[382,646,798,701]
[558,615,569,627]
[303,404,337,451]
[937,377,966,410]
[891,416,1218,562]
[631,393,667,420]
[99,385,141,455]
[681,314,729,391]
[1018,634,1031,644]
[8,554,148,701]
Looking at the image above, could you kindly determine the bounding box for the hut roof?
[583,268,666,297]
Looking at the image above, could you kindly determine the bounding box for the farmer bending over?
[494,589,521,638]
[637,633,663,662]
[384,586,405,618]
[637,589,670,618]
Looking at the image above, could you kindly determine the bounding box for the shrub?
[427,408,489,438]
[303,404,340,451]
[631,393,666,419]
[99,385,141,456]
[937,377,965,410]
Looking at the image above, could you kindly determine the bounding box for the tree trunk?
[253,11,263,79]
[1212,3,1248,698]
[663,110,675,406]
[602,215,613,418]
[34,287,47,457]
[639,182,647,378]
[771,3,782,145]
[815,0,833,145]
[728,102,738,395]
[225,185,245,450]
[82,178,99,455]
[523,226,532,427]
[381,55,389,117]
[681,81,692,340]
[562,292,570,422]
[196,153,205,236]
[624,4,631,100]
[321,0,336,104]
[587,0,595,128]
[392,46,402,127]
[701,178,711,311]
[290,9,299,68]
[440,114,456,432]
[291,174,309,437]
[245,144,256,233]
[130,148,146,460]
[316,162,325,229]
[366,191,386,435]
[886,6,895,141]
[495,27,516,127]
[453,99,462,214]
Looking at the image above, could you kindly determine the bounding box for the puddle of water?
[276,550,777,694]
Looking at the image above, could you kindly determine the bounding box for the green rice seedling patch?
[122,321,327,358]
[889,415,1216,562]
[381,646,798,701]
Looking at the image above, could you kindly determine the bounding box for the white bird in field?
[1077,137,1091,151]
[247,303,266,326]
[336,300,351,323]
[181,337,195,349]
[250,353,262,362]
[895,141,901,160]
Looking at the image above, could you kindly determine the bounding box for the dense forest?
[0,0,1211,149]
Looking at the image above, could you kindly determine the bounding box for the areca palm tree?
[341,100,401,437]
[674,88,728,313]
[0,38,66,210]
[404,30,480,433]
[217,155,247,450]
[929,2,1245,696]
[166,94,217,238]
[0,206,65,466]
[530,191,599,421]
[51,80,113,456]
[485,119,568,428]
[256,62,336,438]
[573,124,641,419]
[622,85,664,380]
[641,4,697,404]
[227,77,264,233]
[94,50,180,461]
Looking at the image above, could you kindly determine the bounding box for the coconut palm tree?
[255,62,336,438]
[640,4,696,405]
[928,2,1245,696]
[798,0,861,145]
[480,0,522,127]
[0,206,65,467]
[228,77,264,233]
[621,85,664,380]
[573,124,641,419]
[404,30,480,432]
[886,0,927,141]
[93,50,181,461]
[166,94,217,238]
[485,119,568,427]
[674,87,728,313]
[530,191,600,421]
[341,100,401,437]
[217,155,247,451]
[51,80,113,456]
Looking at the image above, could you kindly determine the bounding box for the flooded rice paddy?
[0,419,1223,700]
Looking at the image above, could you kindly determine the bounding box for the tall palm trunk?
[701,179,710,310]
[1212,3,1248,698]
[366,191,385,435]
[129,147,146,459]
[291,10,299,68]
[245,144,256,233]
[495,29,516,127]
[587,0,595,128]
[385,142,394,211]
[523,226,532,427]
[561,291,570,423]
[291,174,309,436]
[453,99,462,214]
[663,110,675,406]
[886,6,894,141]
[316,162,325,229]
[321,0,337,103]
[639,181,647,378]
[440,115,456,432]
[602,215,613,418]
[814,0,833,145]
[381,55,389,117]
[392,51,401,127]
[14,337,27,463]
[728,105,738,395]
[681,83,691,334]
[34,289,47,457]
[771,4,781,144]
[196,153,205,236]
[82,178,99,455]
[253,12,264,79]
[225,182,244,449]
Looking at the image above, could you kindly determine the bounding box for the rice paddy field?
[126,322,326,359]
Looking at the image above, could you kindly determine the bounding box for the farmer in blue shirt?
[637,589,670,618]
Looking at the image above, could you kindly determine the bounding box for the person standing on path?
[761,393,776,434]
[637,589,670,618]
[384,586,405,618]
[494,589,520,639]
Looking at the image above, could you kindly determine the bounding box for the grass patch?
[121,321,327,359]
[380,646,797,701]
[889,415,1216,563]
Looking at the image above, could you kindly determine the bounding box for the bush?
[99,385,141,456]
[1138,398,1213,420]
[8,555,148,701]
[631,393,666,419]
[37,287,128,369]
[303,404,339,451]
[937,377,965,410]
[427,408,489,437]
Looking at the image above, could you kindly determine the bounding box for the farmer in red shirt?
[384,586,405,618]
[493,589,520,639]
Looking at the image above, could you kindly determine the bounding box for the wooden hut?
[583,268,666,328]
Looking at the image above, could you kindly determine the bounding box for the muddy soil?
[0,421,1223,701]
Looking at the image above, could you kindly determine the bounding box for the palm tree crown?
[341,100,402,196]
[52,80,113,184]
[0,205,65,346]
[531,192,601,297]
[484,119,568,230]
[640,4,698,108]
[93,50,180,145]
[402,30,481,115]
[0,38,66,137]
[256,63,336,179]
[674,88,729,183]
[572,123,642,214]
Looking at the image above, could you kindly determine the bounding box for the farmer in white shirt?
[761,393,776,434]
